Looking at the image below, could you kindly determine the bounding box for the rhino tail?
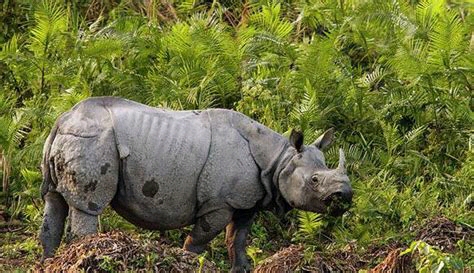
[41,122,60,200]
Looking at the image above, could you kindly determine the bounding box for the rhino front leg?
[68,207,99,240]
[40,192,68,261]
[183,207,233,253]
[225,209,255,273]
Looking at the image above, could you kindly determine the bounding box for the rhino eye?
[311,175,319,184]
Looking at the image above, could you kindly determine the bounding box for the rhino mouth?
[324,192,352,217]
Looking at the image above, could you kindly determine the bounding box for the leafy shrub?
[0,0,472,269]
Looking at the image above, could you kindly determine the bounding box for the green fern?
[427,9,465,69]
[29,0,68,55]
[294,210,324,243]
[356,65,388,90]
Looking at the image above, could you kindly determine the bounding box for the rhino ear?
[313,128,334,150]
[289,129,304,152]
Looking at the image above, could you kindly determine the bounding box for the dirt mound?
[416,216,472,253]
[254,243,411,272]
[253,243,363,272]
[254,244,304,272]
[369,248,413,273]
[370,215,473,273]
[34,231,218,272]
[255,216,471,272]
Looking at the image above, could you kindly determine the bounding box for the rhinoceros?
[39,96,352,272]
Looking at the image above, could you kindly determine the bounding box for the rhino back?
[110,104,211,229]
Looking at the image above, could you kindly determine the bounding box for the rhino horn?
[337,148,346,174]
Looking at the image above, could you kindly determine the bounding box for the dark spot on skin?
[88,202,99,211]
[158,198,163,205]
[100,163,110,175]
[142,179,159,198]
[66,171,77,185]
[84,180,98,192]
[257,127,262,134]
[43,223,49,232]
[201,218,211,232]
[192,110,201,115]
[56,156,64,172]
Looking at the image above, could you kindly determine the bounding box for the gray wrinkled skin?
[39,97,353,272]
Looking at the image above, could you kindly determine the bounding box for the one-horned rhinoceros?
[39,96,352,272]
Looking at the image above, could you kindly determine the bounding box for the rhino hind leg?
[225,209,255,273]
[40,191,69,261]
[183,207,233,253]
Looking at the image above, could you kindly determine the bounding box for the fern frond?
[388,38,429,80]
[0,117,11,150]
[427,10,465,69]
[0,34,19,58]
[29,1,68,55]
[416,0,443,35]
[356,65,387,89]
[380,121,404,156]
[50,89,90,114]
[290,79,320,141]
[0,110,30,154]
[404,125,427,143]
[82,38,124,59]
[249,2,293,39]
[148,15,240,109]
[297,210,323,236]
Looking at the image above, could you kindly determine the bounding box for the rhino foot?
[231,261,251,273]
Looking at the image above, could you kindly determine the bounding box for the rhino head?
[278,129,353,216]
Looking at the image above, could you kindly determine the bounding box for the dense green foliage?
[1,0,472,270]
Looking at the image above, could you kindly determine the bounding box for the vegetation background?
[0,0,472,271]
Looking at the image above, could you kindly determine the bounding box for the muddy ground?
[0,216,471,272]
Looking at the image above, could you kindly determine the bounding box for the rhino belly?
[110,108,211,230]
[111,185,197,230]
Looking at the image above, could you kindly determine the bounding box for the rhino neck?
[231,112,294,208]
[250,136,292,209]
[271,147,296,214]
